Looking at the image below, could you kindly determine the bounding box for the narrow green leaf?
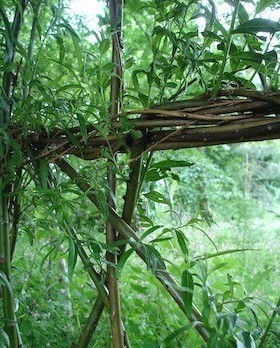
[162,325,189,345]
[145,168,169,181]
[57,84,84,92]
[15,41,28,58]
[151,237,173,244]
[175,229,188,256]
[58,21,83,70]
[55,35,65,62]
[95,188,108,220]
[230,51,264,63]
[238,4,249,24]
[193,248,256,262]
[116,249,134,277]
[139,214,154,227]
[144,244,166,270]
[146,159,192,182]
[106,238,129,251]
[71,34,83,70]
[132,70,142,92]
[152,159,193,169]
[68,237,77,280]
[77,114,87,145]
[227,273,234,295]
[124,57,135,69]
[256,0,278,14]
[208,262,228,275]
[143,190,171,207]
[233,19,280,34]
[202,30,223,42]
[141,225,163,240]
[39,159,49,188]
[138,92,149,107]
[99,38,110,54]
[181,269,194,317]
[64,129,81,148]
[39,250,56,271]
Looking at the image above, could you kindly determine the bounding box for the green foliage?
[181,269,194,317]
[0,329,9,348]
[233,19,280,35]
[0,0,279,347]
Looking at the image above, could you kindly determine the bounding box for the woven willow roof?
[27,89,280,161]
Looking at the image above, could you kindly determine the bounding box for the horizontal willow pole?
[22,92,280,161]
[33,117,280,160]
[57,159,210,342]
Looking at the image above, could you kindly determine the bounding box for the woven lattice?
[27,89,280,161]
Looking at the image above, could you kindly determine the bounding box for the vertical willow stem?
[211,0,241,99]
[107,0,125,347]
[122,143,144,225]
[0,194,18,347]
[0,2,28,346]
[106,169,124,347]
[118,141,145,258]
[73,295,105,348]
[66,227,107,348]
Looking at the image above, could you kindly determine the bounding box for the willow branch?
[122,141,145,225]
[57,159,210,342]
[0,2,28,347]
[66,226,108,304]
[106,1,125,347]
[73,295,105,348]
[0,195,18,347]
[116,139,146,261]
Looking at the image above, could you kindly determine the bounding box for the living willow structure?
[0,0,280,347]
